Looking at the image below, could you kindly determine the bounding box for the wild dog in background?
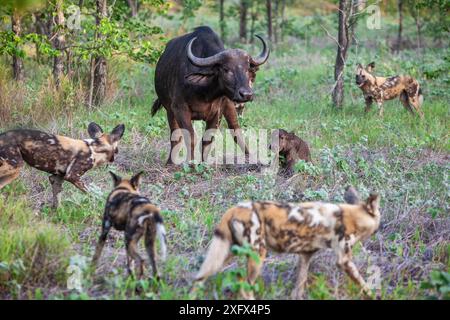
[355,62,424,117]
[0,123,125,208]
[270,129,311,176]
[92,171,167,280]
[192,187,381,300]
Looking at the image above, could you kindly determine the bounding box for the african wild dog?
[192,187,381,300]
[92,171,167,280]
[356,62,424,117]
[270,129,311,176]
[0,123,125,208]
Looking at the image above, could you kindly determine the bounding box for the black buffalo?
[151,26,269,164]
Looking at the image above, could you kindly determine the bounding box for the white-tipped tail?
[195,236,231,281]
[156,223,167,261]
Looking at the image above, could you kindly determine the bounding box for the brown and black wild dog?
[192,187,381,300]
[270,129,311,176]
[356,62,424,117]
[0,123,125,208]
[92,171,167,280]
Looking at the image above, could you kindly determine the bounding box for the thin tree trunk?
[92,0,108,106]
[349,0,359,44]
[266,0,272,41]
[280,0,286,42]
[274,0,279,43]
[127,0,138,17]
[414,14,422,50]
[11,9,24,82]
[396,0,403,52]
[53,0,66,89]
[219,0,225,40]
[332,0,352,108]
[239,0,248,42]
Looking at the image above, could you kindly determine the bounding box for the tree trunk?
[274,0,279,43]
[266,0,272,41]
[91,0,108,107]
[53,0,66,89]
[396,0,403,52]
[127,0,138,17]
[11,9,24,82]
[219,0,225,40]
[332,0,352,108]
[414,14,422,50]
[239,0,248,42]
[349,0,359,44]
[280,0,286,42]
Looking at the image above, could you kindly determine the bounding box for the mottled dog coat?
[270,129,311,176]
[92,171,167,280]
[0,123,125,208]
[356,62,424,117]
[193,187,381,299]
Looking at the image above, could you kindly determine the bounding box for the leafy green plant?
[220,243,261,297]
[420,270,450,300]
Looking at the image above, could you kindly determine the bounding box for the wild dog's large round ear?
[130,171,145,190]
[356,63,363,69]
[110,124,125,142]
[109,171,122,187]
[344,186,360,204]
[88,122,104,139]
[366,193,380,214]
[366,62,375,72]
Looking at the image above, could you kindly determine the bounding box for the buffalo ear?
[110,124,125,142]
[185,72,215,86]
[366,62,375,72]
[130,171,144,190]
[109,171,122,187]
[88,122,104,139]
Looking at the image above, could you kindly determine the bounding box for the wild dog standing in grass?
[192,187,381,300]
[0,123,125,208]
[92,171,167,280]
[355,62,424,117]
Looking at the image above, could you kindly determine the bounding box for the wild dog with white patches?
[356,62,424,117]
[0,123,125,208]
[92,171,167,280]
[193,187,381,299]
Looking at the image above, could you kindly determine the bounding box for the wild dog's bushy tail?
[418,86,424,107]
[140,210,167,261]
[194,229,232,282]
[151,98,162,116]
[154,211,167,261]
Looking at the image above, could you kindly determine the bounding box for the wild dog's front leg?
[364,96,373,113]
[223,102,249,158]
[49,175,64,209]
[336,242,372,299]
[376,100,384,117]
[291,252,314,300]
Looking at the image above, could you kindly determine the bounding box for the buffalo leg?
[166,109,182,165]
[201,115,220,163]
[173,106,196,163]
[223,103,249,159]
